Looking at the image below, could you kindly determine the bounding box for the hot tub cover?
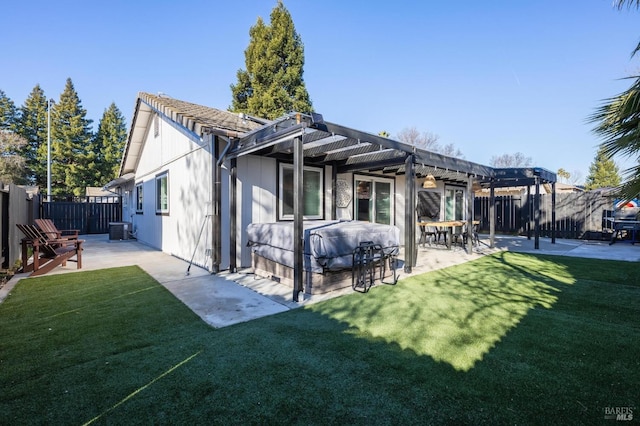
[247,220,400,273]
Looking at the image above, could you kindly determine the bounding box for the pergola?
[217,112,557,301]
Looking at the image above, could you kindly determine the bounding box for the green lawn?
[0,253,638,425]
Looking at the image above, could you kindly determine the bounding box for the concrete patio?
[2,233,638,328]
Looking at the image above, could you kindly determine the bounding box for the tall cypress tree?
[585,146,621,190]
[230,1,313,119]
[50,78,93,198]
[17,85,48,186]
[92,102,127,184]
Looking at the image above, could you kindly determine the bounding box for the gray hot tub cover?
[246,220,400,273]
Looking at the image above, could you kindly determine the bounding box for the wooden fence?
[474,192,613,240]
[0,184,34,269]
[41,197,122,234]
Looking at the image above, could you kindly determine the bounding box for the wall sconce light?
[422,174,437,189]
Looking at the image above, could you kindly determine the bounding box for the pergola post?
[331,164,337,220]
[489,181,495,248]
[293,134,304,302]
[526,185,531,240]
[230,157,237,272]
[404,154,415,273]
[534,176,540,249]
[551,181,556,244]
[466,176,474,253]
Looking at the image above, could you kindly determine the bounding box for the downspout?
[211,132,235,273]
[211,134,220,273]
[216,134,236,167]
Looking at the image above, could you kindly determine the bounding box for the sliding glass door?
[355,176,393,225]
[444,187,464,221]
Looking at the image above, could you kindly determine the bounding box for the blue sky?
[2,1,638,184]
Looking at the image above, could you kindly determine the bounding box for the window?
[444,187,464,221]
[156,173,169,214]
[354,175,395,224]
[279,163,323,220]
[135,183,143,213]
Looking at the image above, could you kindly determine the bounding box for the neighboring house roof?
[85,187,114,197]
[475,182,584,197]
[119,92,265,177]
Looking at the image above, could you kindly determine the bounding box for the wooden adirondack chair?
[16,224,84,277]
[34,218,79,240]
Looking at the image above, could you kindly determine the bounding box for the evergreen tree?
[585,146,621,190]
[50,78,93,198]
[230,1,313,119]
[0,131,27,184]
[17,85,48,186]
[92,102,127,184]
[0,90,18,131]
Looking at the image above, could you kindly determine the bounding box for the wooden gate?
[41,197,122,234]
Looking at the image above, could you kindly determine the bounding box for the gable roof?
[118,92,265,177]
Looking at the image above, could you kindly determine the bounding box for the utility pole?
[47,99,53,202]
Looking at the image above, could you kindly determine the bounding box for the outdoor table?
[416,220,479,250]
[608,219,640,245]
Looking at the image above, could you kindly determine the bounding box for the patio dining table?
[416,220,479,250]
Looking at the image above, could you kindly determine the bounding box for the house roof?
[119,92,265,177]
[118,94,557,188]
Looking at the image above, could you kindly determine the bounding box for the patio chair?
[16,224,84,277]
[452,225,465,248]
[417,217,438,247]
[35,218,79,240]
[453,223,480,248]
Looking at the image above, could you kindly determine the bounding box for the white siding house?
[109,92,557,297]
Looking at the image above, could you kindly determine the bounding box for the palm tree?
[590,1,640,201]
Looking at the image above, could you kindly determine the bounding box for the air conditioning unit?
[109,222,132,241]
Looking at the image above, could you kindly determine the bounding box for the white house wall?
[233,156,333,268]
[132,114,213,270]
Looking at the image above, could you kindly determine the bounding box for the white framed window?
[135,183,143,213]
[155,172,169,214]
[279,163,323,220]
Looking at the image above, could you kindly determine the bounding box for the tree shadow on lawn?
[308,251,578,372]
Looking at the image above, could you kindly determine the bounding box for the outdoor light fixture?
[422,174,437,189]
